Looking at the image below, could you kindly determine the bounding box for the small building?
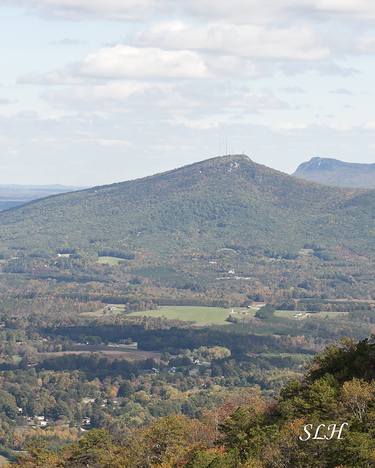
[82,398,95,405]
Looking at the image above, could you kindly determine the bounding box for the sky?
[0,0,375,185]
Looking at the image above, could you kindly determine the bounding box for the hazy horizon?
[1,1,375,185]
[0,153,373,188]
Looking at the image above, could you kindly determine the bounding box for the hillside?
[16,338,375,467]
[0,184,82,211]
[294,157,375,188]
[0,154,373,259]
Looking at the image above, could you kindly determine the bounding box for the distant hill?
[294,157,375,188]
[0,155,373,261]
[0,184,83,211]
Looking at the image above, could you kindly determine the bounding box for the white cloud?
[181,0,375,22]
[42,81,166,108]
[357,36,375,52]
[330,88,353,95]
[40,78,287,118]
[272,122,309,132]
[77,137,130,148]
[172,116,223,130]
[3,0,375,185]
[138,22,329,61]
[229,92,288,112]
[0,134,11,144]
[0,98,14,105]
[1,109,375,185]
[79,45,210,79]
[4,0,159,20]
[203,55,261,78]
[281,86,306,94]
[18,70,84,86]
[172,97,286,130]
[9,0,375,23]
[312,0,375,18]
[50,38,87,46]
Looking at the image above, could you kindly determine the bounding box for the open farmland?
[38,345,161,362]
[127,305,237,325]
[97,256,125,265]
[274,310,348,319]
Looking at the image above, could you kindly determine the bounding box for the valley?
[0,155,373,465]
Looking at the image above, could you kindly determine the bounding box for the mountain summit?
[0,154,373,260]
[294,157,375,189]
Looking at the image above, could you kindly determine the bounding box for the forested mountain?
[294,157,375,188]
[0,155,373,258]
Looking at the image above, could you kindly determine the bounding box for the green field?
[128,306,237,325]
[97,256,124,265]
[85,305,346,324]
[274,310,347,319]
[81,304,126,317]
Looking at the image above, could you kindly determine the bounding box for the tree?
[17,439,62,467]
[342,378,375,422]
[126,415,203,466]
[64,429,125,468]
[255,304,275,320]
[218,406,274,462]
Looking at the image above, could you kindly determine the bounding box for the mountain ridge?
[0,154,373,262]
[294,157,375,188]
[0,154,373,303]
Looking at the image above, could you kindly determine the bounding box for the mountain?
[0,155,373,261]
[294,157,375,188]
[0,184,83,212]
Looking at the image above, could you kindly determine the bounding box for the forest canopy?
[14,338,375,467]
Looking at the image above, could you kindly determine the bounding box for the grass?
[84,305,346,325]
[39,346,160,362]
[274,310,307,319]
[97,256,124,265]
[128,306,238,325]
[81,304,126,317]
[274,310,347,319]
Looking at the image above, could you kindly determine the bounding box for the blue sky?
[0,0,375,185]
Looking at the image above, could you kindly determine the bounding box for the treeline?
[278,299,375,312]
[37,354,157,379]
[45,324,315,357]
[59,292,156,310]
